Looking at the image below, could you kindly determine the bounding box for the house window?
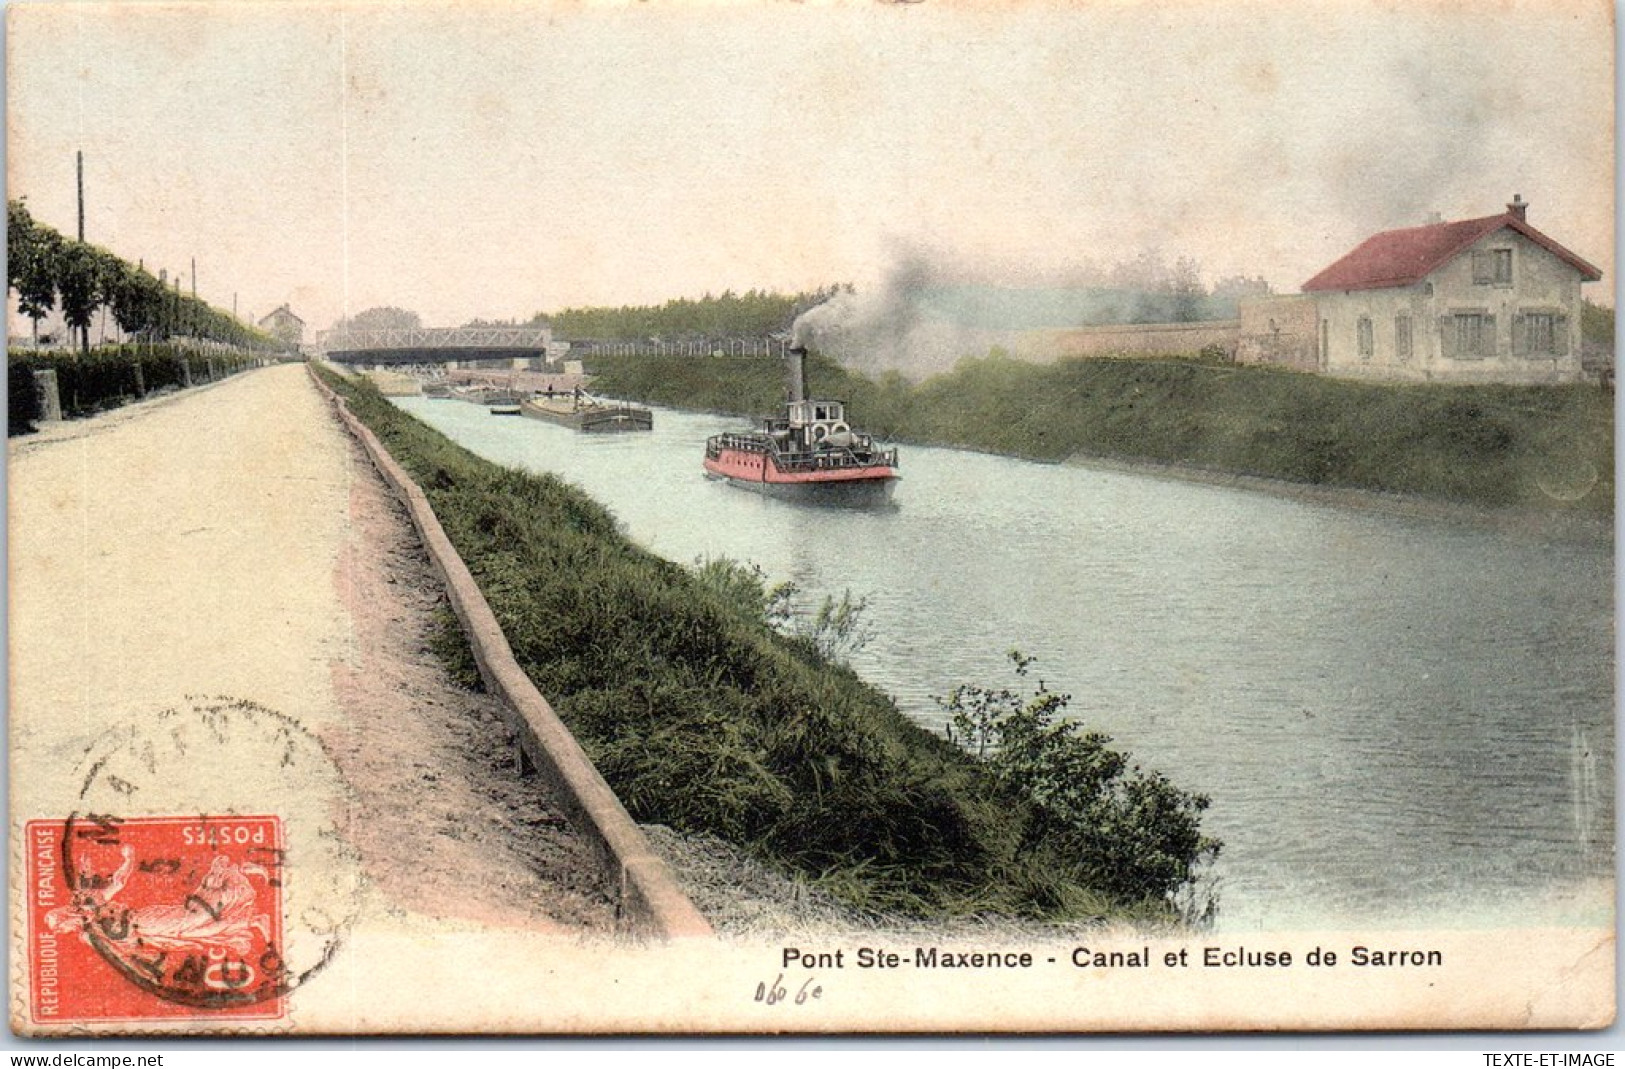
[1515,312,1568,357]
[1526,314,1555,354]
[1451,313,1493,358]
[1395,315,1412,361]
[1357,317,1374,360]
[1472,248,1513,286]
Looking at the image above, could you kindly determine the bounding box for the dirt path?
[10,364,616,947]
[326,435,614,930]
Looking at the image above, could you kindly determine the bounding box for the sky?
[5,0,1616,335]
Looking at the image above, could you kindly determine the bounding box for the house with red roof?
[1287,195,1602,383]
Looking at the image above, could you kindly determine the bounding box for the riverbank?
[584,350,1614,518]
[1066,452,1614,544]
[319,367,1217,923]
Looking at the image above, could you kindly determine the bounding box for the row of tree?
[529,263,1273,345]
[328,306,422,334]
[7,199,284,354]
[533,285,848,342]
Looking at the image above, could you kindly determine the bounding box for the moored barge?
[520,392,654,433]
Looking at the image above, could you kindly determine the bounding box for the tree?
[335,306,422,333]
[7,199,35,294]
[1581,298,1614,355]
[540,287,845,342]
[1169,256,1206,322]
[56,241,108,354]
[8,200,61,344]
[109,265,165,340]
[1211,274,1274,302]
[939,651,1220,914]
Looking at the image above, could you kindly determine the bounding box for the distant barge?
[520,394,654,433]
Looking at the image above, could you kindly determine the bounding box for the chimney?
[1425,211,1443,225]
[1507,194,1528,221]
[786,345,807,403]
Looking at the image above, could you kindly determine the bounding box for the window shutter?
[1512,314,1528,355]
[1553,314,1570,355]
[1472,251,1491,283]
[1482,313,1496,356]
[1439,315,1456,358]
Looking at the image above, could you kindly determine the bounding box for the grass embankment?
[321,367,1200,921]
[588,351,1614,514]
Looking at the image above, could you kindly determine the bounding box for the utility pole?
[76,150,88,354]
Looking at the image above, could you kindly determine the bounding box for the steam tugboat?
[703,345,899,504]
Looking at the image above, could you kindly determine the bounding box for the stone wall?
[1237,295,1320,372]
[1002,320,1241,362]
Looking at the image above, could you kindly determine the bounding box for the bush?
[7,344,258,426]
[8,358,41,435]
[940,651,1219,918]
[694,555,872,665]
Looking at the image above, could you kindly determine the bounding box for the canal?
[396,396,1614,932]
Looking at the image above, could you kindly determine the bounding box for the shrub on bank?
[8,358,41,434]
[7,344,261,431]
[941,652,1217,915]
[322,367,1217,921]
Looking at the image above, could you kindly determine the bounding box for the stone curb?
[308,364,713,940]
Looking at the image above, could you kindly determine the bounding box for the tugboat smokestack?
[787,345,808,403]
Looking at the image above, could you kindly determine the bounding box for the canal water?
[396,396,1615,932]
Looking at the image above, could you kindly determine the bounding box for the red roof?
[1303,212,1603,292]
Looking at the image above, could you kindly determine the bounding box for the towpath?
[10,364,623,1025]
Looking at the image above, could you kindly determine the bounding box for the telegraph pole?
[76,150,88,353]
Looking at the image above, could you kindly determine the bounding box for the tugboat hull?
[703,468,898,506]
[703,449,898,506]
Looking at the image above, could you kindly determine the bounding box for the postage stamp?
[25,816,287,1024]
[5,0,1615,1040]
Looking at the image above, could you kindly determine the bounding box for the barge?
[520,392,653,433]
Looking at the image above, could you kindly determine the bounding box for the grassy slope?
[588,351,1614,513]
[322,368,1165,920]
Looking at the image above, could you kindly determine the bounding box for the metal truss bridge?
[317,325,558,364]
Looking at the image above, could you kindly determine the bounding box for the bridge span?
[318,325,559,365]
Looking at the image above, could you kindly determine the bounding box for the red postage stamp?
[25,815,287,1024]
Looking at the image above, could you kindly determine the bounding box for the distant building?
[258,304,305,348]
[1286,196,1602,383]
